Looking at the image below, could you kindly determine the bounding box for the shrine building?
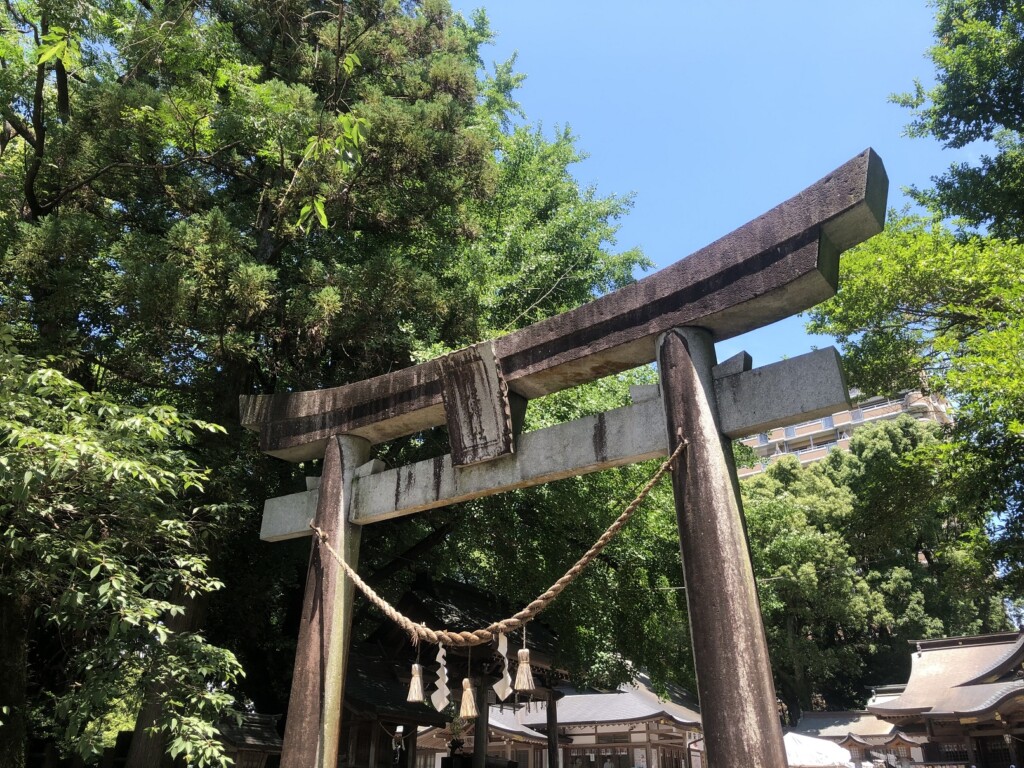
[868,631,1024,768]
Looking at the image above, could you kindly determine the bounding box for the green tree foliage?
[807,215,1024,587]
[743,466,876,722]
[1,0,655,757]
[0,334,241,768]
[0,0,500,412]
[742,416,1008,720]
[894,0,1024,237]
[465,124,647,334]
[817,416,1007,678]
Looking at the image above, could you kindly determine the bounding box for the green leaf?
[303,135,320,160]
[342,51,360,76]
[36,40,66,64]
[313,197,327,228]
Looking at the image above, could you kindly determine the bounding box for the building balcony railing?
[741,396,919,450]
[736,391,948,477]
[737,439,852,478]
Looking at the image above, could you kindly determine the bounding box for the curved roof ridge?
[869,632,1024,720]
[519,687,700,728]
[913,630,1021,653]
[958,631,1024,686]
[938,680,1024,717]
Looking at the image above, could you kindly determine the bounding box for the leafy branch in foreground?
[894,0,1024,238]
[807,213,1024,591]
[0,333,241,766]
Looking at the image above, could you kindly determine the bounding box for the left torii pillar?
[281,434,370,768]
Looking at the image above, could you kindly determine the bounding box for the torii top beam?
[241,149,887,462]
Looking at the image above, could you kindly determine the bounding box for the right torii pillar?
[659,327,788,768]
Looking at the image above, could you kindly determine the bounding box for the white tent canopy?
[783,732,854,768]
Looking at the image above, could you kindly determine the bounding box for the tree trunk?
[124,592,206,768]
[785,613,809,725]
[0,591,29,768]
[124,694,171,768]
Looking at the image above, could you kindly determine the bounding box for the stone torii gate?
[241,149,888,768]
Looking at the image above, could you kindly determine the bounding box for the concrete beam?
[260,459,381,542]
[260,348,850,538]
[350,397,667,525]
[715,347,850,437]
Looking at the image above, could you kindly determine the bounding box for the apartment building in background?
[737,390,952,478]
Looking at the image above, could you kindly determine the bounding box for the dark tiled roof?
[794,711,894,739]
[519,675,700,729]
[489,707,550,742]
[420,706,553,749]
[368,577,560,665]
[218,714,283,752]
[929,680,1024,716]
[410,579,560,659]
[840,733,927,747]
[345,651,448,726]
[869,631,1024,721]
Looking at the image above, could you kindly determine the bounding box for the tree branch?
[0,106,37,148]
[23,60,47,219]
[363,522,456,587]
[39,141,243,212]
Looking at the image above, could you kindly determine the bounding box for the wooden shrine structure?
[241,149,889,768]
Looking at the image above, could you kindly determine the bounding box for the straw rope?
[311,438,688,647]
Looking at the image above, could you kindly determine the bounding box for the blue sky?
[449,1,973,365]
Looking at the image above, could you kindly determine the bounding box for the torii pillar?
[280,435,369,768]
[659,328,786,768]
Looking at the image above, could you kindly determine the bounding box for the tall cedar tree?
[0,0,665,764]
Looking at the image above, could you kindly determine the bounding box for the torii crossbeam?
[242,149,888,768]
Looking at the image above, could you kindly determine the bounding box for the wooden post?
[657,327,786,768]
[965,734,978,767]
[404,727,418,768]
[472,677,490,768]
[546,693,559,768]
[281,434,371,768]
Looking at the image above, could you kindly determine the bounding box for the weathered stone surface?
[261,484,320,543]
[628,383,659,404]
[630,351,754,404]
[349,396,668,524]
[715,347,849,438]
[241,150,887,462]
[658,328,787,768]
[259,396,664,536]
[439,342,515,467]
[259,347,850,536]
[280,435,370,768]
[714,350,753,379]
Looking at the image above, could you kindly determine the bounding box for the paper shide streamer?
[492,633,513,701]
[430,645,450,712]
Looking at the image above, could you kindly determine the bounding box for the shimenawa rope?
[311,438,688,648]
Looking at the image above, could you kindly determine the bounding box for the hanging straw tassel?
[407,663,425,703]
[460,677,478,719]
[514,648,535,691]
